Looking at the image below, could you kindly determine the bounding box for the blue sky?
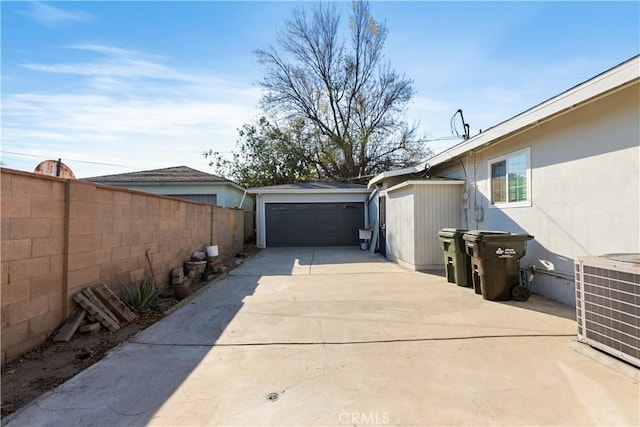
[2,1,638,179]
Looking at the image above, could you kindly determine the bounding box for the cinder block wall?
[1,170,66,365]
[1,168,244,365]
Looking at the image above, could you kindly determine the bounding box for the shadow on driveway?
[6,247,636,427]
[4,273,261,426]
[5,247,399,425]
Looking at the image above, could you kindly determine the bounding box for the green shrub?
[121,274,158,312]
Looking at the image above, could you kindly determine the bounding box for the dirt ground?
[1,246,259,419]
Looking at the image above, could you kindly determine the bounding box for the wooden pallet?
[54,284,138,341]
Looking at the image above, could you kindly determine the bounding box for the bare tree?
[254,0,429,181]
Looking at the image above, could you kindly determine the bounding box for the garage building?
[249,182,372,248]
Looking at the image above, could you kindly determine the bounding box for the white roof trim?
[387,179,465,193]
[368,55,640,186]
[367,166,419,188]
[248,188,372,195]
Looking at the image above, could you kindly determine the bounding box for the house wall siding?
[414,184,464,269]
[430,164,468,228]
[1,169,244,365]
[384,182,464,270]
[433,81,640,306]
[385,187,415,267]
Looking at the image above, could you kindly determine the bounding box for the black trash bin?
[438,228,472,287]
[462,230,534,301]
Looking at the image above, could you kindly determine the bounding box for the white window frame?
[487,147,531,208]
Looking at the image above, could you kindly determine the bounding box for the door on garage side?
[265,202,364,247]
[378,196,386,256]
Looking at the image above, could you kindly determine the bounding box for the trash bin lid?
[462,230,533,242]
[462,230,508,241]
[438,228,468,239]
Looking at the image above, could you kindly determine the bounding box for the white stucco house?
[86,166,255,240]
[368,55,639,307]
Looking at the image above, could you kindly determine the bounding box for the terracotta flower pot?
[173,283,191,300]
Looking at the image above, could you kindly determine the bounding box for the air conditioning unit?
[575,254,639,368]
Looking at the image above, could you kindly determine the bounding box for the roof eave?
[426,56,640,169]
[89,180,246,191]
[248,188,372,195]
[367,55,640,185]
[367,166,420,189]
[386,179,465,194]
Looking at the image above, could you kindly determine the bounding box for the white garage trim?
[250,190,371,248]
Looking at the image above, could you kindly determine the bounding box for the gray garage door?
[265,202,364,247]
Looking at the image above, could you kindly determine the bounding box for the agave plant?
[121,274,158,312]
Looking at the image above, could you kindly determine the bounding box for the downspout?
[473,151,482,229]
[256,193,264,247]
[364,199,369,229]
[366,189,378,229]
[460,157,470,230]
[237,189,248,209]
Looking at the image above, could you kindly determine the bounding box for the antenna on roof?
[450,109,470,140]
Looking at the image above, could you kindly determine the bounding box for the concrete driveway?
[6,248,639,426]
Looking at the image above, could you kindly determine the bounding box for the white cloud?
[69,44,157,58]
[23,2,92,26]
[3,40,609,177]
[3,44,263,178]
[22,45,186,81]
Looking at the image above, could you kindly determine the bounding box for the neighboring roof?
[368,55,640,188]
[86,166,244,189]
[249,181,370,194]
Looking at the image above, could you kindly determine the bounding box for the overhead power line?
[0,150,218,172]
[1,151,138,169]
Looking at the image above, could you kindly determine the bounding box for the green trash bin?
[462,230,534,301]
[438,228,472,287]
